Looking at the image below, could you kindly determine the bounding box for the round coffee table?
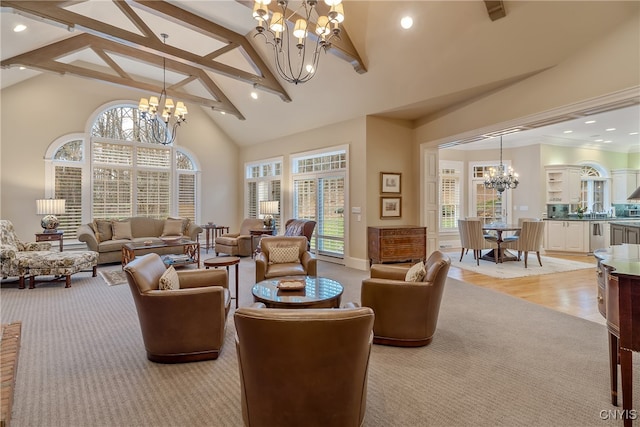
[204,256,240,308]
[252,276,343,309]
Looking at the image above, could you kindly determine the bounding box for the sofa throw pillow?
[269,246,300,264]
[405,261,426,282]
[162,219,184,237]
[93,219,113,243]
[112,220,133,240]
[159,265,180,290]
[168,216,191,235]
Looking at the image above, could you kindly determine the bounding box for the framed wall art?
[380,172,401,194]
[380,197,402,219]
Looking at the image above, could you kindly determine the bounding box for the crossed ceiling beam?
[0,0,302,119]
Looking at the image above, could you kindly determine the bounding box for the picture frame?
[380,197,402,219]
[380,172,401,194]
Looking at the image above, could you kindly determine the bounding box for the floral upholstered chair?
[0,219,98,289]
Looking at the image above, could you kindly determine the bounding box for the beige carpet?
[1,257,637,426]
[448,250,595,279]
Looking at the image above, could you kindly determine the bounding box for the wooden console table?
[367,226,426,265]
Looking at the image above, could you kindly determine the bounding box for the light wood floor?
[447,250,603,324]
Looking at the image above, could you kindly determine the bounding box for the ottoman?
[24,250,99,289]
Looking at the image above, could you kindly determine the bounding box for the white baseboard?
[344,257,369,271]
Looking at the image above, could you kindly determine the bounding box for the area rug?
[447,251,595,279]
[98,269,127,286]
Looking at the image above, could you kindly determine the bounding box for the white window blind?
[54,165,82,239]
[178,173,196,220]
[245,159,282,229]
[136,170,171,219]
[93,167,132,218]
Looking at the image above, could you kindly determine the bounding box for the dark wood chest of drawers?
[367,226,427,265]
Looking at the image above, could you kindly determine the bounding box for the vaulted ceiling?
[1,1,638,147]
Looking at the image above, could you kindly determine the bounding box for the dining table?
[481,223,521,263]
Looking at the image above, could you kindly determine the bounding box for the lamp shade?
[36,199,65,215]
[628,185,640,200]
[259,200,280,215]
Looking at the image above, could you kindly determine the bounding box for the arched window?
[579,164,609,212]
[46,104,200,241]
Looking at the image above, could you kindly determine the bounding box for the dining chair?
[511,220,546,268]
[458,219,497,265]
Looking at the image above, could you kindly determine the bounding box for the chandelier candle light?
[484,135,519,194]
[252,0,345,84]
[36,199,66,233]
[138,33,187,145]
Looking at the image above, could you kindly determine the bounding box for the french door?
[293,174,345,260]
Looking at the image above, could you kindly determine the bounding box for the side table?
[204,256,241,308]
[201,224,230,254]
[249,228,275,258]
[35,231,64,252]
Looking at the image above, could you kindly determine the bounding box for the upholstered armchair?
[124,253,230,363]
[283,219,316,249]
[215,218,264,257]
[254,236,317,282]
[508,220,545,268]
[1,219,52,286]
[361,250,451,347]
[234,304,374,427]
[1,219,98,289]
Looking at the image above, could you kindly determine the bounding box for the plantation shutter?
[178,173,196,220]
[54,166,83,239]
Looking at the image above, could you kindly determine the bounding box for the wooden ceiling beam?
[0,0,291,102]
[0,33,245,119]
[484,1,506,21]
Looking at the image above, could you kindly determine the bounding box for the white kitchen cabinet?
[545,220,588,252]
[545,166,581,204]
[611,169,640,204]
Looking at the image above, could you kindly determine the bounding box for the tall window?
[579,165,608,212]
[245,158,282,230]
[469,163,512,224]
[50,140,84,239]
[292,148,347,260]
[439,161,462,230]
[46,104,200,240]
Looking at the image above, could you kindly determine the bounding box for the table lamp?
[259,200,279,229]
[36,199,65,233]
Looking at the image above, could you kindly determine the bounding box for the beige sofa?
[78,217,202,264]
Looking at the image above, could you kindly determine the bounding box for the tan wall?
[239,117,369,265]
[0,73,238,242]
[365,116,416,226]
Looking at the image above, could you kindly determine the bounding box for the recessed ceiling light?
[563,130,573,134]
[13,24,26,32]
[220,111,226,115]
[251,91,258,100]
[595,139,604,142]
[585,120,596,124]
[630,132,639,136]
[400,16,413,29]
[603,140,612,143]
[19,66,25,70]
[606,128,616,131]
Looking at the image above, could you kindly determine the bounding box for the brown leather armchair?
[215,218,264,257]
[361,250,451,347]
[255,236,317,282]
[234,304,374,427]
[123,253,231,363]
